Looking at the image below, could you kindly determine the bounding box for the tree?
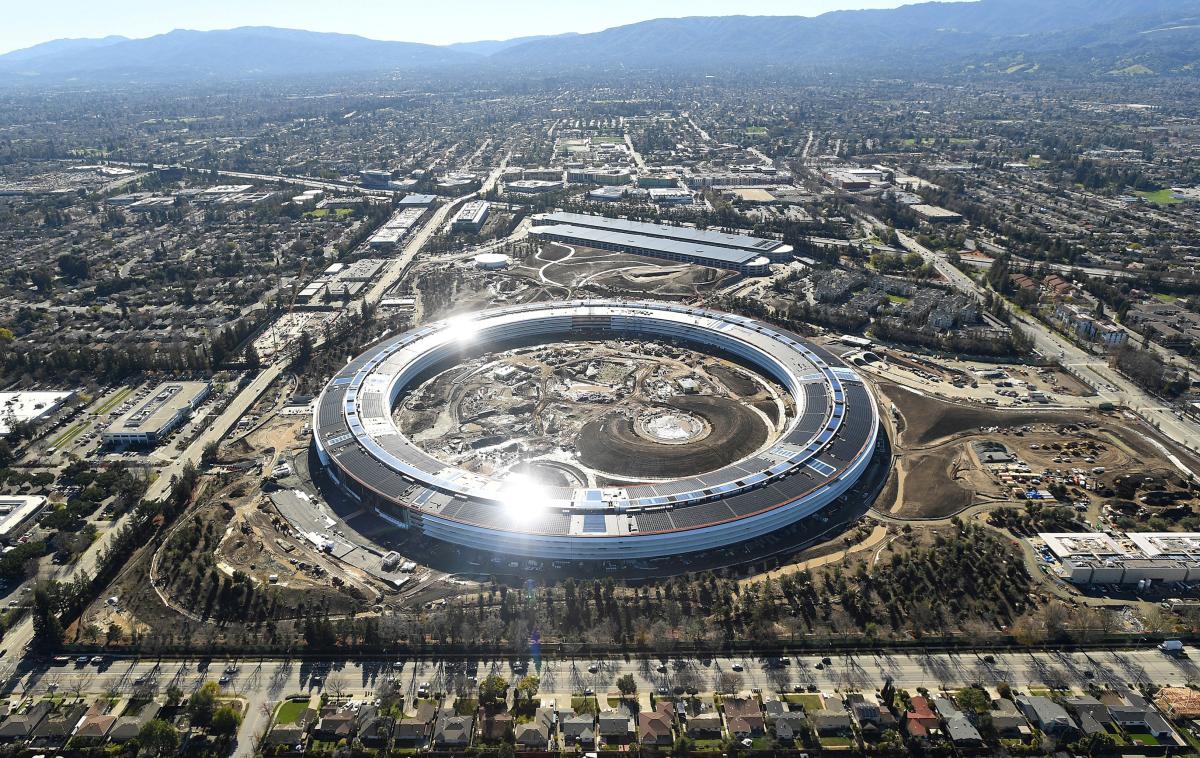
[616,673,638,698]
[210,704,243,737]
[515,674,540,704]
[955,686,989,714]
[165,684,184,707]
[188,681,221,727]
[201,441,220,466]
[673,735,696,756]
[31,583,64,651]
[478,674,509,709]
[717,671,744,695]
[137,719,180,756]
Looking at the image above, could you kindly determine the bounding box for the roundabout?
[312,299,883,560]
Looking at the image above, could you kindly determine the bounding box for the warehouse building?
[102,381,212,447]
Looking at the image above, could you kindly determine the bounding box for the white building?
[0,496,47,543]
[451,201,490,232]
[102,382,212,447]
[0,391,75,436]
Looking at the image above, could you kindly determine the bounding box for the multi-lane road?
[8,646,1200,754]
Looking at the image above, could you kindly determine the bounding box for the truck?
[1160,639,1186,657]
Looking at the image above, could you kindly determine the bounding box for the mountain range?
[3,0,1199,83]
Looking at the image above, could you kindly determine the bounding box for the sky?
[1,0,920,55]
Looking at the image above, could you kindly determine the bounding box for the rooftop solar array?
[313,300,878,548]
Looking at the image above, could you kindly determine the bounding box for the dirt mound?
[896,447,975,518]
[576,395,768,480]
[881,382,1089,446]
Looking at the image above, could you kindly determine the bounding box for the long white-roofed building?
[529,212,791,275]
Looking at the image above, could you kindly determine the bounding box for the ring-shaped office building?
[313,300,881,560]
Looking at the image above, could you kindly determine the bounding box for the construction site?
[393,338,793,486]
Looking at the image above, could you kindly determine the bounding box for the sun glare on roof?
[444,314,481,344]
[498,473,551,524]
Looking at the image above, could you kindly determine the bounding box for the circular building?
[473,252,509,270]
[312,300,881,560]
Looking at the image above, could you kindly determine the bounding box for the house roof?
[74,714,117,738]
[598,711,633,734]
[639,711,672,740]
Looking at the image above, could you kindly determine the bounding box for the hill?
[491,0,1200,76]
[0,27,476,81]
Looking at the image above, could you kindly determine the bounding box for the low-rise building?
[0,390,75,436]
[101,381,211,447]
[451,201,490,233]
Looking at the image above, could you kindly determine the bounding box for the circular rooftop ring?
[313,300,881,560]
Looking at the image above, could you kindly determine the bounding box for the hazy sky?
[2,0,921,55]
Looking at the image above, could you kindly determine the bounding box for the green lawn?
[304,208,353,218]
[887,294,911,304]
[1126,732,1160,746]
[1136,189,1183,206]
[1152,293,1180,303]
[275,699,308,725]
[783,693,824,711]
[50,422,89,449]
[95,386,133,415]
[591,135,625,144]
[745,127,768,136]
[821,735,854,747]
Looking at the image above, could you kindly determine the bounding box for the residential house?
[849,694,897,740]
[639,702,674,745]
[0,701,52,742]
[478,712,513,744]
[392,718,431,748]
[514,707,554,749]
[686,712,724,739]
[812,710,854,738]
[904,696,941,742]
[723,696,766,737]
[71,713,117,745]
[1108,705,1173,740]
[433,713,474,748]
[264,723,309,752]
[933,698,984,748]
[990,699,1032,741]
[357,713,393,750]
[108,701,162,743]
[29,703,87,749]
[1017,696,1077,739]
[561,712,596,746]
[774,712,810,745]
[313,707,358,742]
[598,710,634,744]
[1064,696,1110,737]
[762,699,788,723]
